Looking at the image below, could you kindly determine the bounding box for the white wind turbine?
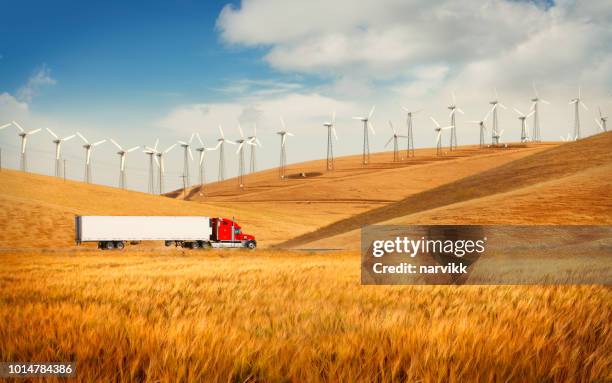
[143,138,159,194]
[76,132,106,183]
[323,110,338,171]
[46,128,75,177]
[569,87,588,140]
[11,121,41,172]
[513,107,535,143]
[430,117,453,156]
[489,88,508,145]
[352,106,376,165]
[401,107,422,157]
[467,109,491,148]
[385,121,407,162]
[216,125,236,181]
[247,124,262,173]
[194,133,218,190]
[530,82,550,142]
[277,117,295,179]
[447,92,465,151]
[110,139,139,189]
[235,125,255,188]
[178,133,195,187]
[595,107,608,133]
[144,142,176,194]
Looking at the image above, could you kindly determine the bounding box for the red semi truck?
[75,216,256,250]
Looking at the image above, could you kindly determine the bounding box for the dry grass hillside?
[0,143,550,249]
[281,132,612,249]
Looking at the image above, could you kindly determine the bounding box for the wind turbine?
[110,139,139,189]
[235,125,255,188]
[352,106,376,165]
[530,82,550,142]
[595,107,607,133]
[11,121,41,172]
[277,117,295,179]
[385,121,406,162]
[76,132,105,183]
[143,138,159,194]
[247,124,262,173]
[401,107,421,157]
[447,92,464,151]
[194,133,218,190]
[178,133,195,187]
[569,87,588,140]
[45,128,75,177]
[430,117,453,156]
[489,89,507,145]
[154,143,177,194]
[513,107,535,143]
[216,125,236,181]
[467,109,491,148]
[323,110,338,171]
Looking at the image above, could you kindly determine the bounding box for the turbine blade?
[62,134,76,141]
[154,138,159,150]
[236,142,243,154]
[388,120,396,134]
[92,139,106,146]
[127,146,140,152]
[541,99,550,105]
[0,123,12,130]
[154,155,160,167]
[581,102,588,111]
[498,103,507,110]
[331,110,336,125]
[368,121,375,135]
[120,155,125,171]
[196,132,204,146]
[188,148,194,161]
[368,105,375,119]
[110,138,122,150]
[526,110,535,118]
[384,136,393,148]
[165,143,177,153]
[430,117,440,127]
[286,132,295,136]
[46,128,58,139]
[189,132,195,144]
[456,108,465,115]
[238,124,244,138]
[513,107,523,116]
[12,121,24,132]
[332,127,338,141]
[27,128,42,135]
[76,132,88,144]
[218,125,225,138]
[436,131,442,144]
[280,116,286,130]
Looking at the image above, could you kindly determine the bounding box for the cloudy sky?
[0,0,610,192]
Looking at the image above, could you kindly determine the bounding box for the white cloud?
[16,64,57,103]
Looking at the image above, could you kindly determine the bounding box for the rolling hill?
[279,132,612,249]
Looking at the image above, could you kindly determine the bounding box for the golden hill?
[280,132,612,249]
[0,143,551,249]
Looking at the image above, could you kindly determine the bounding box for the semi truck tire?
[115,241,125,250]
[246,240,257,249]
[104,241,114,250]
[191,241,200,249]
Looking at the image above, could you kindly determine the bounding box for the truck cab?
[211,218,256,248]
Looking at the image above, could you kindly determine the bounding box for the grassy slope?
[280,132,612,249]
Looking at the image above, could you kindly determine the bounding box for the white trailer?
[75,216,256,250]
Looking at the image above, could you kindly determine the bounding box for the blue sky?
[0,1,610,192]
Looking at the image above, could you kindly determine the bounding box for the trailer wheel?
[246,240,257,249]
[164,240,173,247]
[115,241,125,250]
[191,241,200,249]
[104,241,115,250]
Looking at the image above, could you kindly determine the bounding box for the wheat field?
[1,250,610,382]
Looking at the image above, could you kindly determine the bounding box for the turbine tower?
[45,128,75,177]
[235,125,255,188]
[277,117,294,180]
[178,133,195,187]
[352,106,376,165]
[447,93,464,151]
[513,108,535,143]
[216,125,235,181]
[569,88,588,140]
[195,133,218,190]
[153,144,177,194]
[247,124,262,173]
[12,121,41,172]
[530,82,550,142]
[76,132,106,183]
[110,139,139,189]
[401,107,421,157]
[595,107,608,133]
[489,89,507,145]
[385,121,406,162]
[143,138,159,194]
[467,109,491,148]
[323,111,338,171]
[430,117,453,156]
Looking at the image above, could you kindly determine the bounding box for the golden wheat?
[1,250,610,382]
